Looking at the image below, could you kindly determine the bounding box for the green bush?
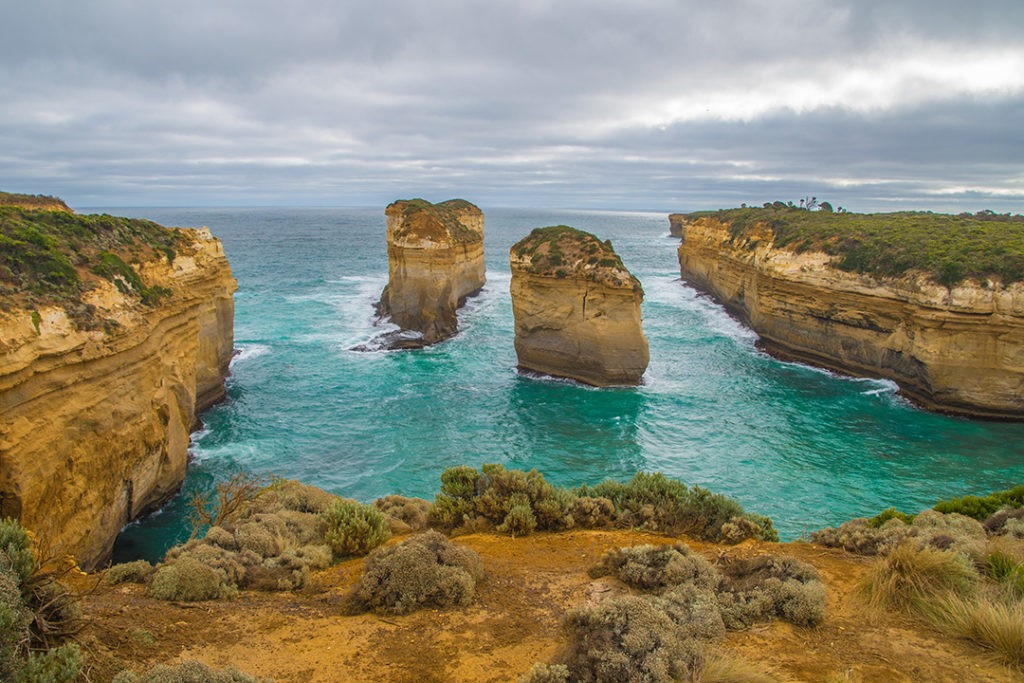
[14,642,82,683]
[374,495,433,533]
[355,530,484,615]
[105,559,154,585]
[867,508,916,528]
[147,557,233,601]
[935,486,1024,521]
[112,659,266,682]
[577,472,777,542]
[0,518,35,584]
[320,499,390,557]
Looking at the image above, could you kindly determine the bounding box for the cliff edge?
[0,200,236,568]
[375,198,485,348]
[510,226,648,386]
[673,209,1024,419]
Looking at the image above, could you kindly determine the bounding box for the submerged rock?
[374,198,485,348]
[509,226,649,386]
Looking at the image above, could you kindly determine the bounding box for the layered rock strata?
[375,199,485,349]
[510,226,649,386]
[0,225,235,568]
[675,215,1024,419]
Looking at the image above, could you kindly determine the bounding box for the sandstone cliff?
[0,210,235,569]
[510,226,648,386]
[375,199,485,348]
[674,214,1024,419]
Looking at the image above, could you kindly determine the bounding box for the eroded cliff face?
[676,216,1024,419]
[376,199,485,348]
[510,226,649,386]
[0,228,235,568]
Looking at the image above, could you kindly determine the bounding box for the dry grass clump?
[858,543,979,613]
[354,530,484,615]
[112,659,267,682]
[920,594,1024,665]
[589,543,718,592]
[698,652,782,683]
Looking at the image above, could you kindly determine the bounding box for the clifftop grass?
[0,202,182,315]
[682,206,1024,287]
[510,225,642,292]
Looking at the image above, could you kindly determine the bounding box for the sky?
[1,0,1023,212]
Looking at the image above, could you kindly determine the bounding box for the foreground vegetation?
[814,485,1024,665]
[683,205,1024,287]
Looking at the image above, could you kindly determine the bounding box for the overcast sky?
[1,0,1022,212]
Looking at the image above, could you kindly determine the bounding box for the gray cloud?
[0,0,1021,211]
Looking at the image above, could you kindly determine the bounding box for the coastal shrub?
[569,496,615,528]
[589,543,718,592]
[562,595,695,683]
[355,530,484,615]
[105,559,155,585]
[715,555,826,628]
[321,499,390,557]
[867,507,916,528]
[577,472,777,542]
[112,659,266,682]
[519,663,570,683]
[653,585,725,641]
[0,519,84,681]
[433,464,573,535]
[858,543,979,613]
[983,506,1024,535]
[374,495,433,533]
[14,642,83,683]
[148,556,233,601]
[812,508,988,558]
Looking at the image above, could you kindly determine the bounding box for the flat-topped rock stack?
[375,199,485,349]
[509,225,649,386]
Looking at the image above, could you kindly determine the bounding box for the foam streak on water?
[105,206,1024,561]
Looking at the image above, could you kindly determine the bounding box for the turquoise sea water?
[105,206,1024,562]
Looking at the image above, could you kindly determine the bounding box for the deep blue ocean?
[101,206,1024,562]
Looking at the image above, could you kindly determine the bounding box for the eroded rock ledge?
[0,211,236,568]
[674,214,1024,419]
[374,198,485,349]
[510,226,649,386]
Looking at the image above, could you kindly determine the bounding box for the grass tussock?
[698,652,782,683]
[858,543,979,613]
[919,594,1024,665]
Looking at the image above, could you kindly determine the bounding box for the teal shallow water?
[104,207,1024,562]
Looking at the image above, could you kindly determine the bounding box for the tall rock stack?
[376,199,485,348]
[509,226,649,386]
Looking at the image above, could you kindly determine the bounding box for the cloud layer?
[1,0,1022,211]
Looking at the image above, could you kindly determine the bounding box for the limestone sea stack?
[510,226,649,386]
[674,209,1024,419]
[375,199,485,348]
[0,199,236,568]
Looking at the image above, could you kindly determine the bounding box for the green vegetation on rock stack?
[689,206,1024,287]
[510,225,642,292]
[384,197,481,244]
[0,199,181,312]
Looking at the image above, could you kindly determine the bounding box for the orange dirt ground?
[75,530,1021,682]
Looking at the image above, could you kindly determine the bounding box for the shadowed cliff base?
[369,198,485,350]
[672,207,1024,420]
